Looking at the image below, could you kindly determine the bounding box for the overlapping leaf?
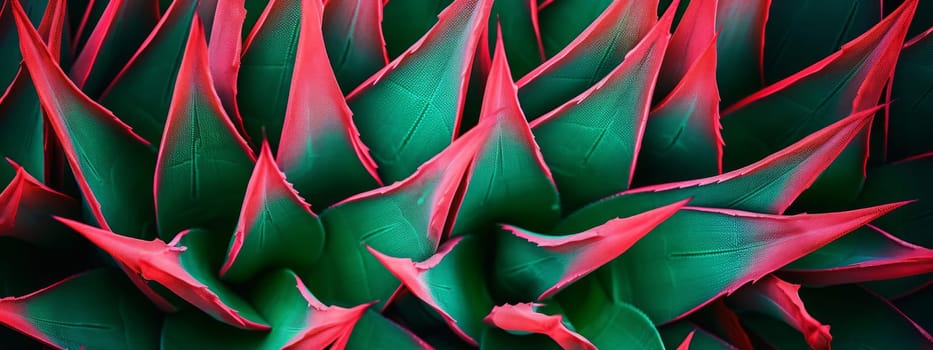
[728,275,831,349]
[714,0,768,105]
[886,28,933,161]
[322,0,389,92]
[484,303,596,350]
[0,161,77,248]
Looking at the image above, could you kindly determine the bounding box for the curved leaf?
[558,279,665,350]
[98,0,198,143]
[0,270,160,350]
[308,127,482,307]
[0,161,78,248]
[636,35,722,185]
[558,97,878,233]
[529,5,673,210]
[322,0,389,92]
[535,0,612,57]
[220,142,325,283]
[345,310,433,350]
[347,0,493,182]
[207,0,247,133]
[722,0,917,211]
[275,0,382,209]
[853,154,933,247]
[660,322,738,350]
[655,0,716,99]
[518,0,659,120]
[58,219,271,330]
[369,236,494,345]
[0,0,50,89]
[886,28,933,161]
[780,225,933,285]
[596,203,905,324]
[452,33,559,236]
[14,0,156,236]
[484,303,596,350]
[380,0,452,58]
[155,16,255,239]
[495,199,686,301]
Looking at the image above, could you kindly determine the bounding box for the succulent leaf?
[0,269,161,350]
[452,32,559,236]
[728,275,831,350]
[484,303,597,350]
[659,322,737,350]
[347,0,493,182]
[58,219,271,330]
[518,0,659,120]
[495,199,686,301]
[220,142,325,283]
[275,0,382,208]
[0,161,78,248]
[714,0,768,106]
[557,279,665,350]
[886,28,933,161]
[655,0,716,99]
[97,0,198,144]
[154,16,255,239]
[529,3,674,210]
[488,0,543,78]
[206,0,247,134]
[854,153,933,247]
[380,0,453,58]
[535,0,612,57]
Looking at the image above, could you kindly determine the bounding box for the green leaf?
[593,203,904,324]
[68,0,158,97]
[714,0,767,106]
[322,0,389,93]
[155,17,255,239]
[529,6,673,210]
[347,0,493,182]
[14,0,157,236]
[0,269,161,350]
[655,0,716,100]
[220,143,325,283]
[0,162,79,249]
[309,129,479,308]
[536,0,612,57]
[635,35,722,185]
[886,28,933,161]
[495,200,685,301]
[58,219,271,330]
[722,0,917,211]
[345,310,432,350]
[558,279,664,350]
[799,285,933,348]
[369,236,494,345]
[237,0,303,149]
[98,0,198,143]
[518,0,658,120]
[275,0,382,208]
[0,0,48,89]
[780,225,933,285]
[763,0,881,83]
[895,285,932,333]
[558,107,877,233]
[728,275,831,349]
[479,327,562,350]
[452,34,559,236]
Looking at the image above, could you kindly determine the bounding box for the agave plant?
[0,0,930,348]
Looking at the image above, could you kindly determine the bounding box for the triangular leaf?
[0,0,49,88]
[220,142,325,283]
[558,107,877,233]
[237,0,304,149]
[322,0,389,93]
[529,5,674,210]
[780,224,933,285]
[452,32,559,236]
[155,16,255,239]
[484,303,596,350]
[655,0,717,100]
[369,236,494,345]
[596,203,905,324]
[345,310,433,350]
[495,199,686,301]
[207,0,247,134]
[728,275,831,350]
[0,269,161,350]
[488,0,544,78]
[347,0,493,182]
[14,0,156,236]
[518,0,659,120]
[275,0,382,209]
[721,0,917,211]
[0,161,78,248]
[97,0,199,143]
[58,219,271,330]
[853,153,933,247]
[68,0,158,97]
[636,35,722,185]
[308,127,482,307]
